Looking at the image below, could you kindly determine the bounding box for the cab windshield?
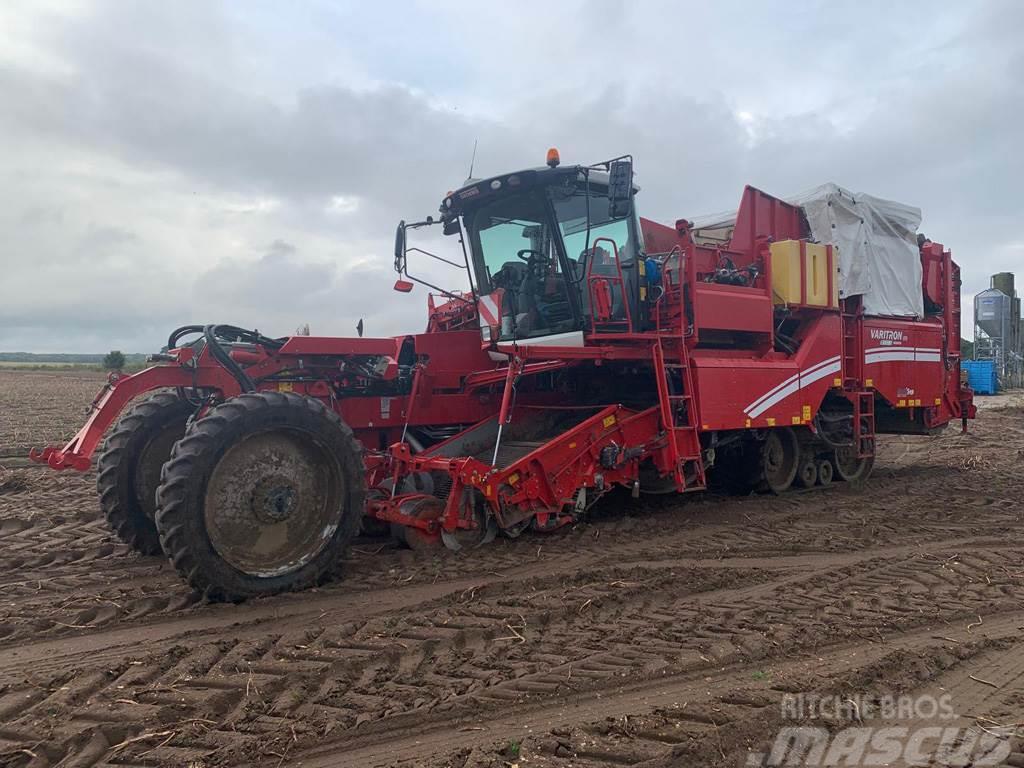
[467,192,576,340]
[466,183,636,341]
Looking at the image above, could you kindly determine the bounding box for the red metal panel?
[639,217,685,254]
[862,318,946,410]
[729,186,803,254]
[404,330,498,388]
[690,313,843,430]
[277,336,404,356]
[692,283,773,335]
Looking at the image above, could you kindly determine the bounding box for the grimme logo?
[746,694,1013,766]
[869,328,907,346]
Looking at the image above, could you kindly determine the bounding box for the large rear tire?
[96,392,192,555]
[155,392,365,601]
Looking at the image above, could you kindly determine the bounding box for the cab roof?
[439,164,615,219]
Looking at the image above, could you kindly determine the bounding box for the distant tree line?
[0,351,146,365]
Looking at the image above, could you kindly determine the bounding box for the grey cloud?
[0,1,1020,352]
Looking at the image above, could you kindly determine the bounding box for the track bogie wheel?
[761,428,799,494]
[155,392,365,601]
[817,458,834,486]
[96,392,192,555]
[795,455,818,488]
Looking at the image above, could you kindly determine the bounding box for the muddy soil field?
[1,370,1022,767]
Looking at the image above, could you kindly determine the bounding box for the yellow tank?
[769,240,838,308]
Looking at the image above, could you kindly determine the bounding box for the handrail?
[585,237,633,333]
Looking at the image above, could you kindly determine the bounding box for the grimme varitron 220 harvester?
[32,151,975,600]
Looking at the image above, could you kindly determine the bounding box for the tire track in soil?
[288,620,1024,768]
[1,401,1022,766]
[4,544,1024,767]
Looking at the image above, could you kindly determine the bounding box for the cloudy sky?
[1,0,1020,352]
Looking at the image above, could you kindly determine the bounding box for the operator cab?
[440,152,643,346]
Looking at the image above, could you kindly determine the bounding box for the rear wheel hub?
[204,431,344,578]
[253,477,299,523]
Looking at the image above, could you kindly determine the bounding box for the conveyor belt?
[473,440,545,469]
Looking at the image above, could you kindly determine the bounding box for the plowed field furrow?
[1,370,1022,768]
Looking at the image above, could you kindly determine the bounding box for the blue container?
[962,360,999,395]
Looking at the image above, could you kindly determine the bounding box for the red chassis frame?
[31,325,504,471]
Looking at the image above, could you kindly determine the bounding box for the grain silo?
[975,273,1023,387]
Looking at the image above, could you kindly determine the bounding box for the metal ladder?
[653,338,706,491]
[840,298,875,459]
[853,391,875,458]
[840,301,862,389]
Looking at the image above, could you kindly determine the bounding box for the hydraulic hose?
[167,324,286,394]
[812,412,854,448]
[167,325,206,350]
[203,325,256,392]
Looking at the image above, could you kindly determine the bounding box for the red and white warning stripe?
[477,290,504,327]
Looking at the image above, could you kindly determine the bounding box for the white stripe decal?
[865,347,943,364]
[745,371,800,413]
[744,355,840,414]
[744,343,944,419]
[800,360,843,388]
[865,345,912,354]
[743,356,841,418]
[865,351,917,363]
[747,380,801,418]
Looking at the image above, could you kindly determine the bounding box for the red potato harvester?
[32,150,974,600]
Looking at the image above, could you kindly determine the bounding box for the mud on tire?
[154,392,365,601]
[96,392,193,555]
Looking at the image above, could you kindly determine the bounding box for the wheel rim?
[817,460,834,486]
[763,430,798,493]
[204,429,344,577]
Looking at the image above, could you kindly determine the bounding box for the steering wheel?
[517,248,551,283]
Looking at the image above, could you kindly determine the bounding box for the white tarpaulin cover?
[691,183,924,318]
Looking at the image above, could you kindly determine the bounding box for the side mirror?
[608,159,633,218]
[393,279,414,293]
[393,221,407,269]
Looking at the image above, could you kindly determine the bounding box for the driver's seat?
[498,262,527,284]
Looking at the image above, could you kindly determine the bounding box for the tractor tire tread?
[155,392,365,602]
[96,392,192,556]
